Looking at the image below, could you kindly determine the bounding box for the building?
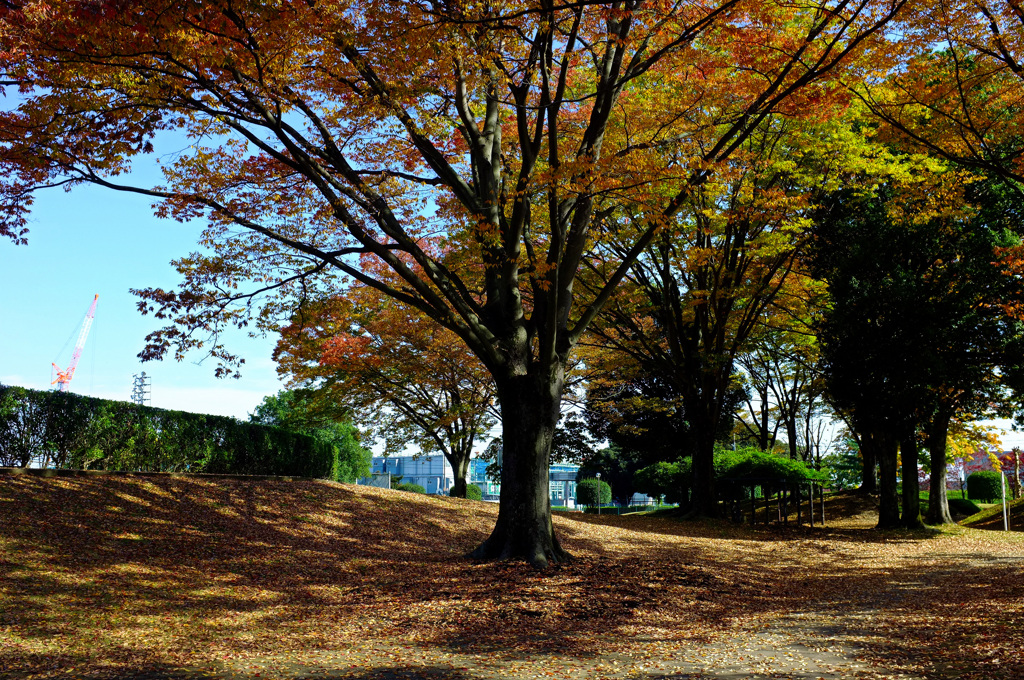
[468,458,500,501]
[368,454,453,495]
[918,448,1023,496]
[363,454,581,506]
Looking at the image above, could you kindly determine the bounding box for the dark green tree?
[250,390,371,483]
[813,177,1024,528]
[575,444,644,506]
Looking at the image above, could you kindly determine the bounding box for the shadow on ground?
[1,476,1021,680]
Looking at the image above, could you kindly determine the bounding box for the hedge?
[948,497,983,516]
[0,384,337,479]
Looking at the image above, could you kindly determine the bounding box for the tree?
[575,444,644,506]
[575,478,612,508]
[0,0,910,565]
[274,284,497,497]
[859,1,1024,190]
[633,460,689,504]
[583,115,877,516]
[736,333,833,463]
[584,359,697,465]
[813,171,1024,528]
[250,390,371,483]
[0,385,46,467]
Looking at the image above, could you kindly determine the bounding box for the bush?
[576,478,612,507]
[0,383,337,477]
[967,470,1003,502]
[948,497,983,516]
[395,482,426,494]
[451,484,483,500]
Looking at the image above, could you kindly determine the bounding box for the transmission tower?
[131,371,151,406]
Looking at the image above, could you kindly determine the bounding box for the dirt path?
[149,609,911,680]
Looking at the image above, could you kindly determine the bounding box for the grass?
[1,477,1022,680]
[960,494,1024,530]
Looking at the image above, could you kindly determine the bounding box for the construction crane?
[51,294,99,392]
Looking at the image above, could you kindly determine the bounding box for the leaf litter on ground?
[0,475,1021,680]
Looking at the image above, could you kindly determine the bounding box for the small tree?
[460,485,484,502]
[576,479,612,508]
[633,461,689,505]
[250,390,371,483]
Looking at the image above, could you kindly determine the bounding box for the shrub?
[948,497,983,516]
[395,482,426,494]
[0,383,338,477]
[967,470,1003,502]
[576,478,612,507]
[451,484,483,500]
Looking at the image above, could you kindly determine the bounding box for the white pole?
[1002,472,1009,532]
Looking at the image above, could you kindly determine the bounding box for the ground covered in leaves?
[1,475,1021,680]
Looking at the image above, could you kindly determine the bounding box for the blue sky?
[0,158,284,420]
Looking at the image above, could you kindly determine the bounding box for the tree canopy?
[0,0,931,562]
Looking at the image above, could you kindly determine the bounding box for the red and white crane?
[51,294,99,392]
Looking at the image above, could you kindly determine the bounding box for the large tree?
[582,115,873,516]
[813,173,1024,528]
[0,0,908,565]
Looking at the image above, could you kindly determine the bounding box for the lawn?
[1,475,1022,680]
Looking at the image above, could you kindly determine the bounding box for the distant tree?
[575,445,645,506]
[584,367,695,465]
[250,390,370,483]
[275,285,497,497]
[633,460,689,504]
[0,385,45,468]
[576,479,612,508]
[736,334,832,463]
[967,470,1003,503]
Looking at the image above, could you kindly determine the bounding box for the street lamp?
[595,472,601,516]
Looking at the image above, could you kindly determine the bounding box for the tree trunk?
[683,363,728,517]
[925,411,954,525]
[1013,448,1021,500]
[447,452,471,498]
[688,420,718,517]
[786,418,799,460]
[900,427,923,529]
[877,433,900,529]
[470,371,568,568]
[858,432,878,495]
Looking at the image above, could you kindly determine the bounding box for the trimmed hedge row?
[0,384,336,478]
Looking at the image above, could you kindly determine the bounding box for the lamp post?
[596,472,601,515]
